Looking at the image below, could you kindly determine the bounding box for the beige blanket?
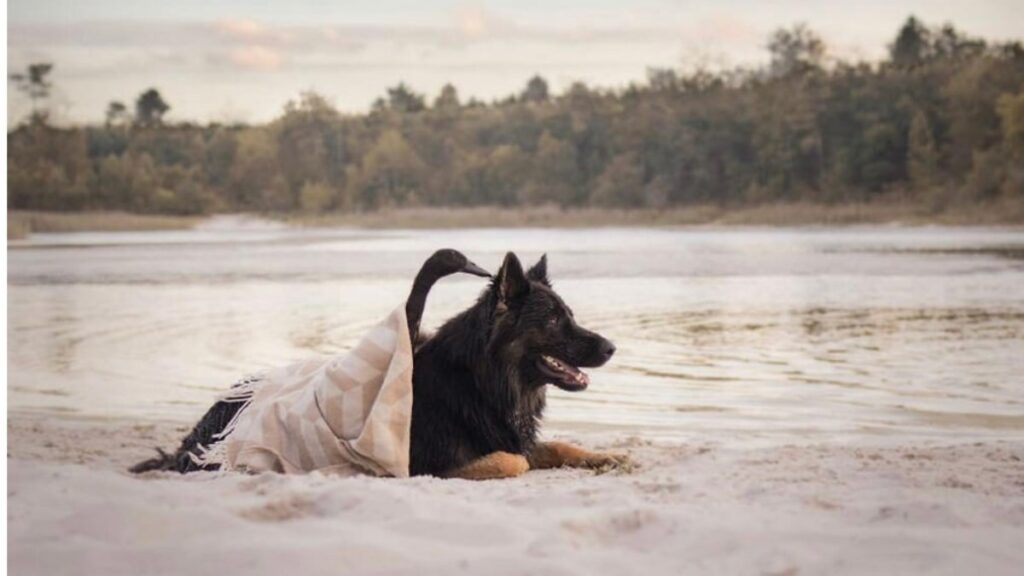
[192,306,414,477]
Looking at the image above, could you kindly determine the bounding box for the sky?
[7,0,1024,125]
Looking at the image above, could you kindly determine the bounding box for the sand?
[7,415,1024,576]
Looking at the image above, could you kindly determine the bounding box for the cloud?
[456,5,489,39]
[213,18,296,48]
[214,18,267,40]
[9,16,715,80]
[8,16,721,54]
[696,14,761,44]
[227,45,283,71]
[6,10,778,121]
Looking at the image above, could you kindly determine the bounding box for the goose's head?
[423,249,491,279]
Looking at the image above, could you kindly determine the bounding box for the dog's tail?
[128,447,178,473]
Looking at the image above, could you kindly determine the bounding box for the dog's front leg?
[444,451,530,480]
[528,441,629,470]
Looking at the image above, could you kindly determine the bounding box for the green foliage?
[135,89,170,126]
[520,131,579,206]
[907,109,939,191]
[228,129,290,210]
[997,91,1024,159]
[299,180,334,212]
[105,101,128,126]
[350,129,427,208]
[891,17,930,68]
[373,83,426,114]
[965,147,1008,199]
[521,75,550,104]
[434,84,461,111]
[6,17,1024,216]
[591,153,644,207]
[9,62,54,124]
[768,24,826,77]
[276,92,346,198]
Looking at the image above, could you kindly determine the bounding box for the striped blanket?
[192,306,414,477]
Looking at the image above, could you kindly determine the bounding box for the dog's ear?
[526,254,549,286]
[494,252,530,306]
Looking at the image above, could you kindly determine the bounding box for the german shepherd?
[131,251,626,479]
[410,252,625,479]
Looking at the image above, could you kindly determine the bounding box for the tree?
[521,75,550,104]
[942,55,1019,174]
[151,165,216,215]
[135,89,170,126]
[520,132,578,205]
[276,92,344,196]
[997,91,1024,160]
[227,129,289,210]
[932,24,986,61]
[374,83,426,114]
[965,148,1007,199]
[450,145,531,206]
[352,130,427,208]
[9,62,54,123]
[591,154,644,207]
[997,90,1024,196]
[907,109,939,192]
[92,152,160,211]
[299,180,334,212]
[890,16,930,68]
[5,15,1024,217]
[647,68,679,92]
[203,128,238,188]
[434,84,461,111]
[105,101,128,126]
[767,25,825,77]
[860,123,902,192]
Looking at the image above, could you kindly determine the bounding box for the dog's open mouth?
[537,355,590,391]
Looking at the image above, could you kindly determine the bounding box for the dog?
[410,251,625,479]
[131,251,626,479]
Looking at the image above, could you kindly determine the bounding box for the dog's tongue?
[576,371,591,387]
[540,355,589,391]
[559,366,589,391]
[561,365,588,388]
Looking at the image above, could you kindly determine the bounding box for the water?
[8,218,1024,446]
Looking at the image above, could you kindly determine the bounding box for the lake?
[8,218,1024,447]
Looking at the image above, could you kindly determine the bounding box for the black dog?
[410,251,624,479]
[132,250,625,479]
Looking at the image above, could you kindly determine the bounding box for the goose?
[405,249,490,346]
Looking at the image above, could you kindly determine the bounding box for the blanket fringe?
[188,374,264,469]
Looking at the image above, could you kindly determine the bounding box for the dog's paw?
[586,452,634,474]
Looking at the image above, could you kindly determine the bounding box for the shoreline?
[9,200,1024,241]
[275,201,1024,229]
[7,210,202,240]
[8,414,1024,575]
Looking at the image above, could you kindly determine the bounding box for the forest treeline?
[7,17,1024,216]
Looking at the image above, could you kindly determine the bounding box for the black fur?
[130,251,615,477]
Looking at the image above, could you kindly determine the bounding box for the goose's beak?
[461,260,491,278]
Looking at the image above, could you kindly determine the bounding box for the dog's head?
[487,252,615,392]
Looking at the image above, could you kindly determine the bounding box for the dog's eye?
[547,316,559,327]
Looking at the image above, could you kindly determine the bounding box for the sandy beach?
[9,224,1024,574]
[8,414,1024,576]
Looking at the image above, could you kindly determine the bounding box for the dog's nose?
[599,340,616,361]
